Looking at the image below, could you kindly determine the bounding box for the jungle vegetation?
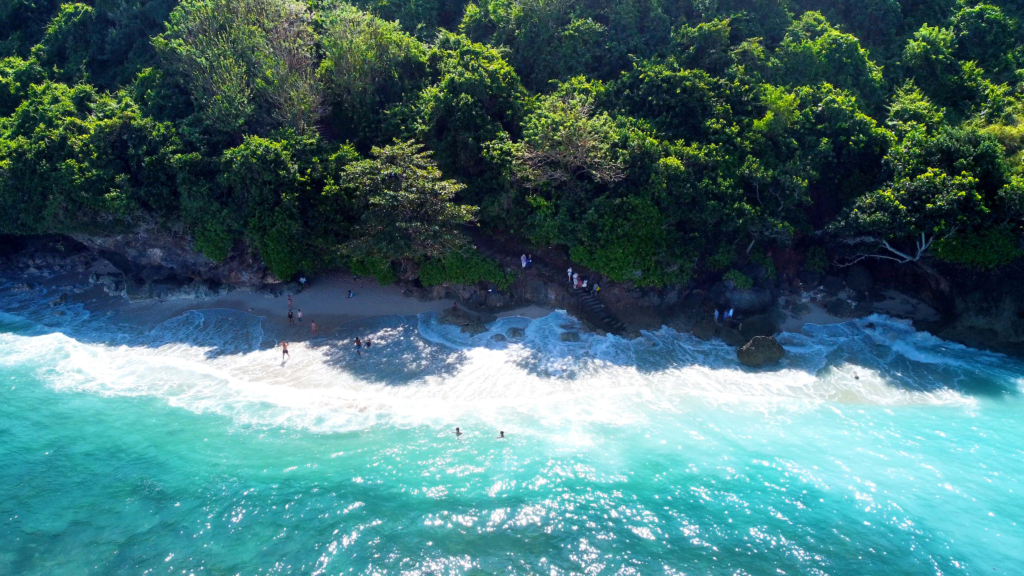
[3,0,1024,283]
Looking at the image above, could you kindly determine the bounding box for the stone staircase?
[473,241,628,334]
[571,287,626,333]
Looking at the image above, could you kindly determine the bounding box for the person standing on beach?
[281,341,289,360]
[567,267,572,282]
[288,309,294,325]
[348,290,353,298]
[288,295,292,309]
[297,309,303,323]
[299,276,307,291]
[521,254,528,268]
[311,320,317,335]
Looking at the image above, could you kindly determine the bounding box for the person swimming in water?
[454,427,462,438]
[354,337,362,356]
[854,371,860,380]
[281,341,289,360]
[497,431,505,439]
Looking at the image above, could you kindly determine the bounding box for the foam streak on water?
[1,283,1022,575]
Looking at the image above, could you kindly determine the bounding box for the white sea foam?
[3,284,1016,437]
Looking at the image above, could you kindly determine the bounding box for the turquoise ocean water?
[1,283,1022,575]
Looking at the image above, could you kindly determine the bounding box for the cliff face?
[931,264,1024,356]
[70,229,272,295]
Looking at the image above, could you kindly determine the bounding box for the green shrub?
[568,197,689,287]
[723,269,753,289]
[804,245,829,273]
[419,250,517,291]
[934,227,1021,269]
[193,220,235,263]
[706,244,737,271]
[350,256,396,285]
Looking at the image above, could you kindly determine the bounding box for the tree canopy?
[2,0,1024,283]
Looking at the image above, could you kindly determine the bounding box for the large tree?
[333,139,477,260]
[154,0,322,137]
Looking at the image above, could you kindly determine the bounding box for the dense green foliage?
[3,0,1024,285]
[419,249,516,290]
[723,269,754,290]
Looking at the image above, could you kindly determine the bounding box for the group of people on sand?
[286,294,316,334]
[454,427,505,440]
[520,254,533,269]
[566,267,599,293]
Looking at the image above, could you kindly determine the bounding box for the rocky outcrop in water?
[438,307,492,335]
[737,336,786,367]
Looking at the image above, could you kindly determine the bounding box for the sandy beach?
[20,258,941,344]
[68,271,554,342]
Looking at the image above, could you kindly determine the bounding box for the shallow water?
[1,282,1022,574]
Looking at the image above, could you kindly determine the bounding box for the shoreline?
[3,263,944,348]
[14,268,557,344]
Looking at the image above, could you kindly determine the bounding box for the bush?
[350,256,396,285]
[193,219,235,263]
[934,227,1021,269]
[723,269,753,289]
[706,244,737,271]
[419,250,517,291]
[804,245,829,273]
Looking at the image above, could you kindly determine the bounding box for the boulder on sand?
[737,336,786,367]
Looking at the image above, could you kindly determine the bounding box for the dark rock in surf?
[691,319,717,341]
[461,320,488,335]
[737,336,786,367]
[716,325,746,347]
